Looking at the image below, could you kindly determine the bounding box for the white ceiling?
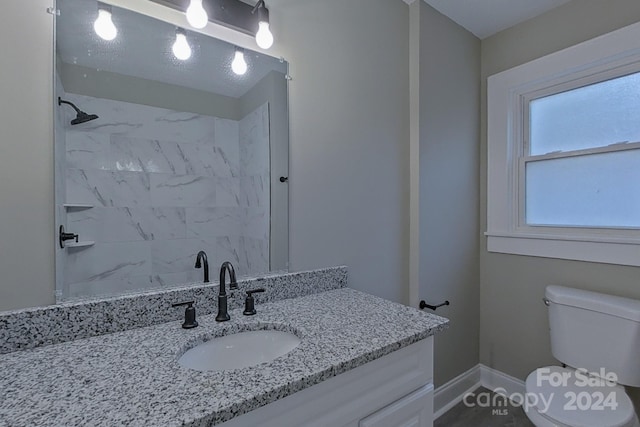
[56,0,287,98]
[423,0,571,39]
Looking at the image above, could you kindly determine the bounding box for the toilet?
[524,286,640,427]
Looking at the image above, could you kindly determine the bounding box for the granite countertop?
[0,288,448,427]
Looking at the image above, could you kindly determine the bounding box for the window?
[524,71,640,229]
[487,21,640,266]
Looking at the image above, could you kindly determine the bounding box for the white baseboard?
[434,364,526,419]
[479,364,526,397]
[433,365,481,419]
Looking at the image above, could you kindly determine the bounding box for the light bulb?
[231,49,247,75]
[255,21,273,49]
[186,0,208,29]
[172,30,192,61]
[94,8,117,41]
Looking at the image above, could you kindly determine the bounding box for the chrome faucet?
[195,251,209,283]
[216,261,238,322]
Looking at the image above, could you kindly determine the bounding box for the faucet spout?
[216,261,237,322]
[218,261,237,296]
[195,251,209,283]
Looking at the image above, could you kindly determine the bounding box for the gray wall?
[0,0,55,311]
[271,0,410,303]
[419,4,480,387]
[0,0,411,310]
[479,0,640,406]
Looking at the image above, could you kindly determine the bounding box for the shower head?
[58,97,99,125]
[71,112,100,125]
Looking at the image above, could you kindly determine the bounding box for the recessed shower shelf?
[65,241,95,248]
[63,204,93,209]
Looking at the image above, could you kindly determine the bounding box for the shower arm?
[58,97,83,114]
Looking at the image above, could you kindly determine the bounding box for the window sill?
[486,232,640,267]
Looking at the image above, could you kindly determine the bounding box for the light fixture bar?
[150,0,259,36]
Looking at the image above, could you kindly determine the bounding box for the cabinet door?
[359,384,434,427]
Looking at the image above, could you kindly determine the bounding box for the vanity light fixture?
[172,28,192,60]
[150,0,277,50]
[186,0,208,29]
[93,3,117,41]
[231,47,247,75]
[252,0,273,50]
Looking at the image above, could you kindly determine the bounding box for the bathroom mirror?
[54,0,289,301]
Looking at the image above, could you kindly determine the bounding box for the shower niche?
[54,0,289,301]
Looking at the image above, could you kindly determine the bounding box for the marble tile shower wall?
[62,94,270,299]
[55,75,68,299]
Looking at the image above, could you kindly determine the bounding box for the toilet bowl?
[524,286,640,427]
[524,366,639,427]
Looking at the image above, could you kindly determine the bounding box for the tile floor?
[434,387,534,427]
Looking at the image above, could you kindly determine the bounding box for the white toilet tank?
[546,285,640,387]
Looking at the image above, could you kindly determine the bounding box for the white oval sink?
[178,330,301,372]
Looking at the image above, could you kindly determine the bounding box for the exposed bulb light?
[172,29,192,61]
[231,48,247,75]
[94,5,117,41]
[256,22,273,50]
[186,0,208,29]
[253,1,273,50]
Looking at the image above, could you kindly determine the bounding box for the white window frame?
[487,21,640,267]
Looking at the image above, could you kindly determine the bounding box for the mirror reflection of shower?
[54,0,289,301]
[57,97,99,125]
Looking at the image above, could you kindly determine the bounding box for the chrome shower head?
[58,97,99,125]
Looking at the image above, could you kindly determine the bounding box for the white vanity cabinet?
[359,384,434,427]
[220,337,435,427]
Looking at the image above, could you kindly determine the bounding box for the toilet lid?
[526,366,636,427]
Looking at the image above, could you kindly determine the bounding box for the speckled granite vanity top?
[0,288,448,427]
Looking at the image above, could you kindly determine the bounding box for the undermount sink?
[178,330,301,372]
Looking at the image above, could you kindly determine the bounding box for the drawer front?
[359,383,434,427]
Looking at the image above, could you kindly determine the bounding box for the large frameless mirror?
[54,0,289,301]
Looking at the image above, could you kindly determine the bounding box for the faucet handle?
[243,288,265,316]
[172,301,198,329]
[58,225,80,248]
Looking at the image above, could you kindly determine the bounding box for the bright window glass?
[529,72,640,155]
[525,150,640,227]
